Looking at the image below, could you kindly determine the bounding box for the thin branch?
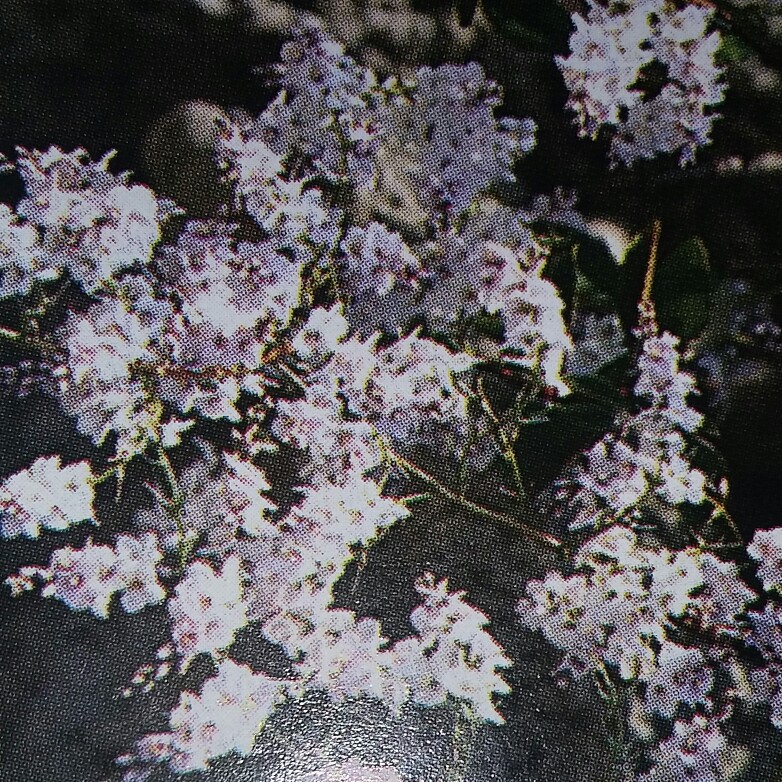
[640,218,662,310]
[385,445,561,549]
[475,377,527,501]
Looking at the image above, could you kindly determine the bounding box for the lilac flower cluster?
[518,306,782,779]
[559,317,707,531]
[0,24,557,779]
[1,20,777,782]
[558,0,726,166]
[0,456,93,539]
[1,147,179,296]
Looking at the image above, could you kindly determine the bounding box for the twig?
[640,218,662,310]
[475,377,527,501]
[385,445,561,549]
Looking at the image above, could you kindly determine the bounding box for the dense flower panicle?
[578,436,648,519]
[255,575,511,722]
[377,62,536,219]
[279,321,477,460]
[12,146,178,292]
[291,305,350,361]
[339,222,428,335]
[158,220,302,334]
[686,552,756,632]
[137,659,286,773]
[409,574,511,723]
[341,223,425,298]
[519,526,707,681]
[635,330,703,431]
[421,225,572,394]
[41,538,121,618]
[748,527,782,594]
[258,21,383,186]
[558,0,725,166]
[287,476,408,547]
[57,294,165,455]
[167,556,248,669]
[0,456,93,539]
[153,222,303,420]
[291,609,401,705]
[216,122,339,258]
[227,23,535,233]
[340,330,476,444]
[563,316,706,531]
[640,642,713,719]
[30,533,165,618]
[111,533,167,614]
[474,242,572,394]
[271,390,382,485]
[0,203,52,298]
[558,0,656,137]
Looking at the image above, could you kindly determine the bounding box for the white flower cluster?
[414,206,573,394]
[740,528,782,732]
[640,713,726,782]
[558,0,726,166]
[3,17,782,782]
[520,524,750,677]
[58,295,164,455]
[0,456,93,539]
[251,22,535,217]
[4,431,509,775]
[1,147,178,295]
[55,217,309,457]
[212,24,570,396]
[257,22,383,188]
[748,527,782,594]
[6,533,166,618]
[375,62,536,218]
[519,523,755,779]
[135,659,287,773]
[563,315,707,530]
[514,299,782,778]
[404,573,511,723]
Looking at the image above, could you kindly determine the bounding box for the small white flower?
[168,556,248,668]
[0,456,93,538]
[41,539,121,619]
[164,660,286,772]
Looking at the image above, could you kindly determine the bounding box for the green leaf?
[542,226,622,317]
[618,231,651,332]
[484,0,572,52]
[715,33,753,66]
[653,237,713,339]
[515,392,622,488]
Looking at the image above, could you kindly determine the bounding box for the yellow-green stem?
[384,443,560,549]
[476,377,526,502]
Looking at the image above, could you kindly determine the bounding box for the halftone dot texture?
[2,3,782,782]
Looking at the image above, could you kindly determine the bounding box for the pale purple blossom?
[0,456,93,539]
[558,0,725,166]
[138,659,286,773]
[168,556,248,668]
[13,146,178,292]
